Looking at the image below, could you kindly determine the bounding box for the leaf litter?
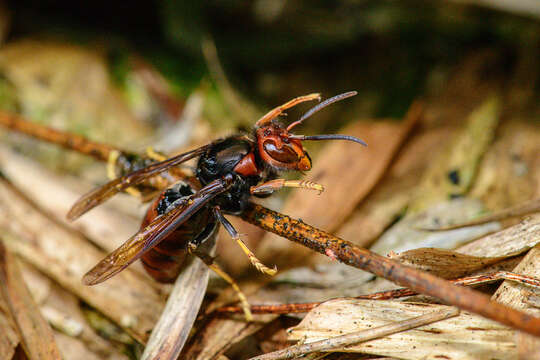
[1,40,540,360]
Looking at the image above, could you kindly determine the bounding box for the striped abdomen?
[140,182,216,283]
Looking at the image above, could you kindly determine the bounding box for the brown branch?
[0,111,118,161]
[0,112,185,192]
[240,203,540,337]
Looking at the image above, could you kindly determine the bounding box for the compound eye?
[263,140,299,164]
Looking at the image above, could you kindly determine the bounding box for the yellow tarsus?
[234,235,277,276]
[145,146,167,161]
[107,150,142,199]
[250,179,324,195]
[207,263,253,321]
[107,150,142,198]
[107,150,120,181]
[284,180,324,194]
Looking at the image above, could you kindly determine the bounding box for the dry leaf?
[288,299,515,360]
[517,332,540,360]
[45,282,130,359]
[53,332,103,360]
[0,293,19,360]
[388,247,508,279]
[254,306,458,360]
[371,97,503,254]
[371,198,500,254]
[182,315,277,360]
[409,96,500,212]
[17,260,128,358]
[19,262,52,306]
[470,120,540,210]
[0,145,143,251]
[337,124,455,248]
[457,215,540,257]
[417,197,540,231]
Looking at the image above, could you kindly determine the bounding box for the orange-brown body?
[71,91,365,287]
[140,182,217,283]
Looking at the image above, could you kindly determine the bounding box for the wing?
[67,144,211,221]
[82,176,233,285]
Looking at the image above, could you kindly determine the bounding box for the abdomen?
[140,181,216,283]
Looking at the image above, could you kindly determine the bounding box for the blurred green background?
[5,0,540,121]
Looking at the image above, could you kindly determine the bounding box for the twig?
[249,307,460,360]
[240,203,540,337]
[0,112,185,193]
[216,270,540,314]
[0,111,117,161]
[353,270,540,301]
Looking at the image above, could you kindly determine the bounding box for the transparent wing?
[82,176,232,285]
[68,144,211,221]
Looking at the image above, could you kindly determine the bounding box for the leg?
[255,93,321,127]
[107,150,143,198]
[189,244,253,321]
[145,146,168,161]
[250,179,324,196]
[213,207,277,276]
[106,150,121,181]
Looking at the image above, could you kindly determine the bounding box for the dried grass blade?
[419,197,540,231]
[0,176,164,343]
[0,145,142,253]
[214,270,540,315]
[0,287,19,359]
[0,241,62,359]
[141,256,211,360]
[493,243,540,356]
[202,37,262,126]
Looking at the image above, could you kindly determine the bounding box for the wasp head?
[255,125,311,172]
[254,91,366,173]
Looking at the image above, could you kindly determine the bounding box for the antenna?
[286,91,358,131]
[289,134,367,146]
